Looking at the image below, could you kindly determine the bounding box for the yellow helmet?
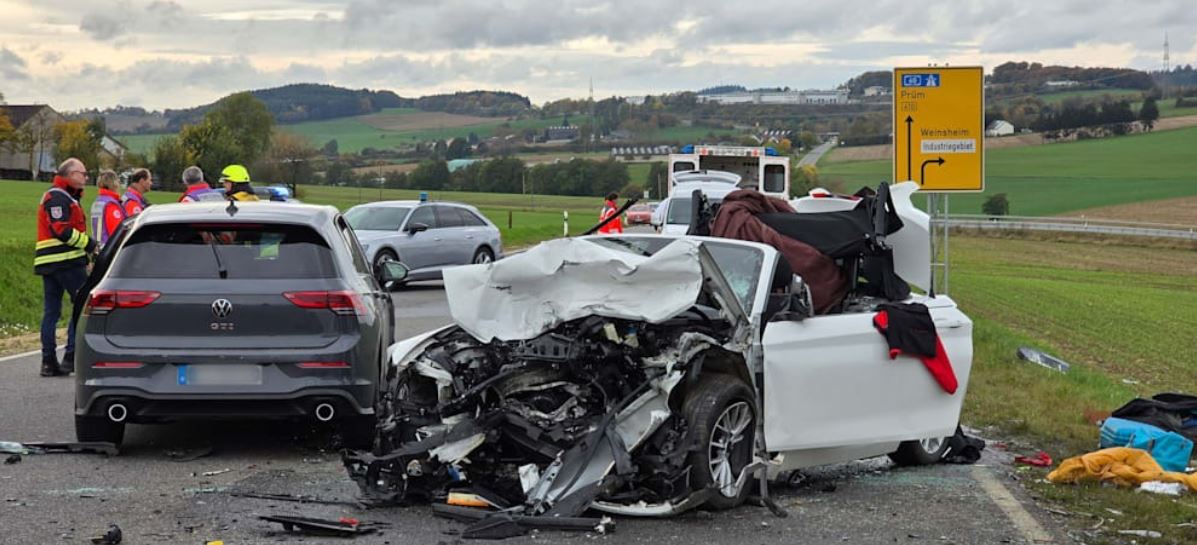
[220,164,251,183]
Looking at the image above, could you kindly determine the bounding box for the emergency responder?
[122,168,153,216]
[220,164,259,201]
[178,165,221,202]
[35,158,96,377]
[597,192,623,234]
[90,169,125,248]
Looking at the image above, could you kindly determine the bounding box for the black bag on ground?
[1111,393,1197,443]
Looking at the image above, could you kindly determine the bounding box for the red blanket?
[710,190,847,314]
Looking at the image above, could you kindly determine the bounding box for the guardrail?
[942,215,1197,241]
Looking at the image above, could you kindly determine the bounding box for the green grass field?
[951,234,1197,540]
[820,125,1197,215]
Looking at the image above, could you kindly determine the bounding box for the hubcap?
[474,251,492,264]
[919,436,945,454]
[708,401,753,498]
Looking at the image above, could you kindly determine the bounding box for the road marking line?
[0,349,42,363]
[972,466,1055,543]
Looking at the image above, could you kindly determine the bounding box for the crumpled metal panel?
[442,238,705,342]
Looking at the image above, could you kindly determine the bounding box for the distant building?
[985,120,1015,137]
[697,88,849,105]
[543,125,580,142]
[447,159,481,172]
[100,135,128,164]
[863,85,891,97]
[0,104,65,180]
[623,96,649,106]
[1044,80,1080,88]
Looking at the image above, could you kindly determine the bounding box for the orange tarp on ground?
[1047,447,1197,490]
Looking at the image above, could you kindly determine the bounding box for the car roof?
[351,200,473,209]
[131,201,340,229]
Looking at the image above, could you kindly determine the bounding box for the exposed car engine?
[343,307,736,522]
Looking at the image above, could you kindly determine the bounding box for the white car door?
[761,296,973,452]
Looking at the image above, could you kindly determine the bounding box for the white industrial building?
[697,88,850,106]
[985,120,1015,137]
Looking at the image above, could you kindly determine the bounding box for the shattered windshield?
[587,237,762,312]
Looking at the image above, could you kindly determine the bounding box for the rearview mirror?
[379,260,410,286]
[406,222,429,234]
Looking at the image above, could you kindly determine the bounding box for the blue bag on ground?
[1099,417,1193,472]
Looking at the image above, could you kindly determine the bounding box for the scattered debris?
[4,455,19,465]
[942,426,986,464]
[165,446,214,462]
[433,504,614,539]
[1105,508,1124,517]
[1139,481,1186,496]
[228,491,362,508]
[1014,451,1052,467]
[1082,408,1110,426]
[1015,347,1070,373]
[89,524,122,545]
[0,442,29,455]
[1122,378,1141,385]
[201,469,231,477]
[259,514,388,537]
[1118,530,1163,539]
[0,441,117,456]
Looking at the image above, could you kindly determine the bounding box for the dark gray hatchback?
[73,202,407,448]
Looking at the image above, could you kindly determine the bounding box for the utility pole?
[1164,30,1171,73]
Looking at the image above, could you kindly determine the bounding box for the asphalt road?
[0,283,1068,545]
[797,139,837,168]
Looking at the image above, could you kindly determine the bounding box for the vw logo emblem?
[211,299,233,319]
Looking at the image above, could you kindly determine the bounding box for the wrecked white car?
[343,182,973,531]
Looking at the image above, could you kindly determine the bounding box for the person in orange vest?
[121,168,153,216]
[35,158,96,376]
[597,192,623,234]
[90,170,126,248]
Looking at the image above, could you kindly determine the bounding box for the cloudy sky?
[0,0,1194,111]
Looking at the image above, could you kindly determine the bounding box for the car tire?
[339,415,377,451]
[75,415,125,446]
[684,376,757,510]
[471,246,494,265]
[373,249,401,290]
[888,436,950,466]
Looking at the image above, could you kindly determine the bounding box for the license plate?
[178,364,263,386]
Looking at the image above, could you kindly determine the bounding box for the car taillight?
[283,291,366,316]
[297,361,350,369]
[85,290,161,315]
[93,362,145,369]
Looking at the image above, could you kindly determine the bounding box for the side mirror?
[406,222,430,234]
[379,260,410,286]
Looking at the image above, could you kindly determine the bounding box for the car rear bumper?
[74,356,377,421]
[76,388,373,422]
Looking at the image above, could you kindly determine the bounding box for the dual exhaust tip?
[102,400,339,423]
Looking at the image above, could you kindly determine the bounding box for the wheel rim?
[474,251,493,264]
[708,401,753,498]
[919,436,945,454]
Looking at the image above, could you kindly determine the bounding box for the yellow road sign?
[893,66,984,192]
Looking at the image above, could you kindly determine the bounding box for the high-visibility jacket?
[226,183,259,202]
[122,188,150,216]
[35,177,95,275]
[597,199,623,234]
[89,188,126,247]
[179,183,223,203]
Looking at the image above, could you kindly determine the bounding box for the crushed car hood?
[442,238,706,342]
